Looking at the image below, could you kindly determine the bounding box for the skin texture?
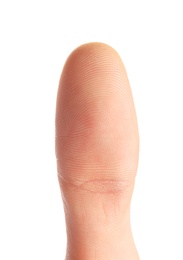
[55,42,140,259]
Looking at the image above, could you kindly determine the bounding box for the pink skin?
[56,42,139,260]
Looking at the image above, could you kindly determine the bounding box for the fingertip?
[56,42,139,181]
[61,42,126,80]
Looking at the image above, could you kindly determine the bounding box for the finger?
[56,42,139,260]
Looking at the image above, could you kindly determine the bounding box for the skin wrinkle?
[58,174,135,195]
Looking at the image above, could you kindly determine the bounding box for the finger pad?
[56,42,139,182]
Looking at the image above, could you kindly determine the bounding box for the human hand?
[55,42,139,260]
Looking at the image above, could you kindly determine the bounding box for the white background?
[0,0,183,259]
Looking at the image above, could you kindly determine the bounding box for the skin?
[55,42,140,260]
